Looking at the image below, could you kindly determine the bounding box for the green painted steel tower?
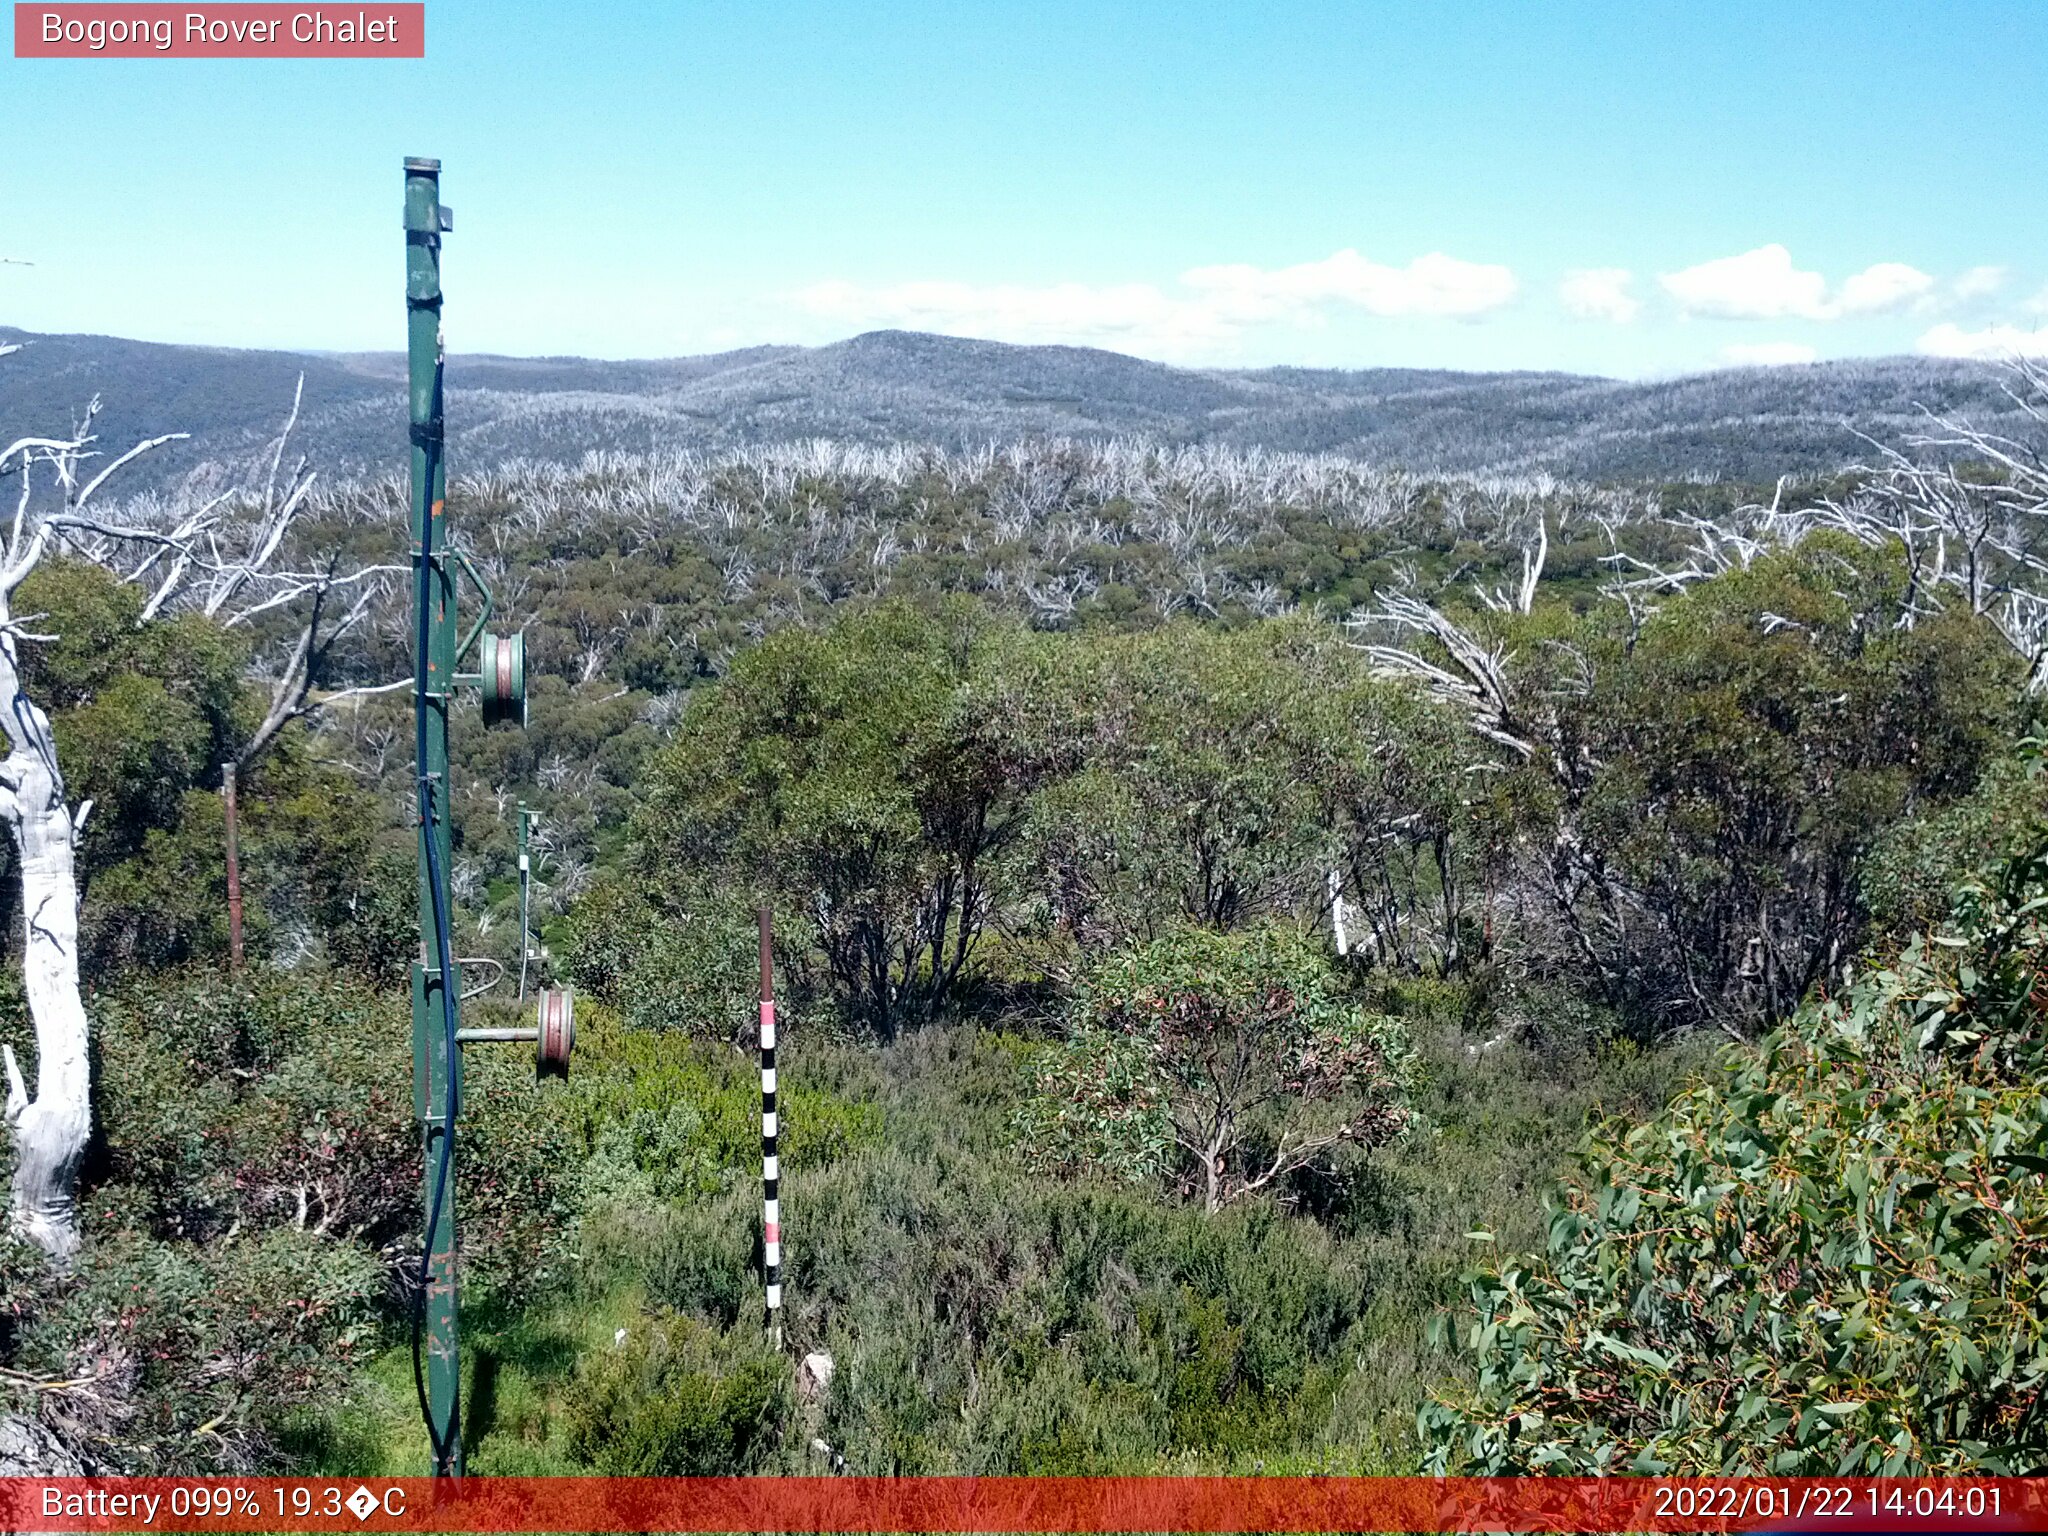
[405,155,463,1478]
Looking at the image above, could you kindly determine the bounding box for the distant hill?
[0,325,2026,488]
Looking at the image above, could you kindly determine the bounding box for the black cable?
[408,375,461,1478]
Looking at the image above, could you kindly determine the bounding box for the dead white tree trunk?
[0,613,89,1262]
[1797,360,2048,688]
[0,405,179,1262]
[1326,868,1350,958]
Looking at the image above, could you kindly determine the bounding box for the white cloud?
[2028,284,2048,317]
[1721,342,1818,367]
[1179,250,1517,321]
[788,249,1516,360]
[1916,322,2048,359]
[1663,246,1828,320]
[1660,244,1933,321]
[1954,265,2007,300]
[1835,261,1935,314]
[1559,268,1639,323]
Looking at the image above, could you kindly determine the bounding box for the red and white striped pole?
[759,906,782,1350]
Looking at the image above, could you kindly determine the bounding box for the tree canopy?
[1424,804,2048,1474]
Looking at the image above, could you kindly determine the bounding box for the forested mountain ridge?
[0,324,2026,486]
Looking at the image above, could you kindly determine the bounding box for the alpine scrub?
[1423,831,2048,1475]
[1020,925,1413,1213]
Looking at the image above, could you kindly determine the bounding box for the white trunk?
[1327,869,1350,958]
[0,625,89,1264]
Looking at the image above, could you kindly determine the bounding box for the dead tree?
[0,368,394,1262]
[0,406,186,1260]
[1350,568,1638,1028]
[1795,360,2048,686]
[1472,511,1548,616]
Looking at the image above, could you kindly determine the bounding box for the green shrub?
[92,970,416,1247]
[306,846,416,987]
[564,1311,788,1474]
[1020,924,1411,1211]
[568,1004,883,1202]
[558,876,647,1004]
[1864,742,2048,941]
[457,1010,587,1301]
[87,970,579,1311]
[777,1146,1371,1472]
[1422,836,2048,1474]
[0,1221,380,1473]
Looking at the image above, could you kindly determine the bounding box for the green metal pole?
[516,800,530,1001]
[405,155,462,1478]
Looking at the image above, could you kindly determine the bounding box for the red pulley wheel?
[479,632,527,729]
[536,987,573,1078]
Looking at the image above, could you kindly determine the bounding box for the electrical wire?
[408,346,461,1478]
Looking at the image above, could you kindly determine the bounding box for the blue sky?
[4,0,2046,375]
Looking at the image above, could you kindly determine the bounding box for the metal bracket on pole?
[451,548,495,668]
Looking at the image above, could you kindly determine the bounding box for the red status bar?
[2,1476,2038,1533]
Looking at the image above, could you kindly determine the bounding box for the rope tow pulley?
[478,631,526,728]
[445,542,524,729]
[453,985,572,1079]
[536,986,574,1078]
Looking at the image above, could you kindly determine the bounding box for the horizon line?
[0,322,1979,386]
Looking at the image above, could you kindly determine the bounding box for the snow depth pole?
[759,906,783,1350]
[405,154,463,1479]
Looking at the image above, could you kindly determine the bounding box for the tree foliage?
[638,600,1066,1037]
[1371,535,2024,1037]
[1022,925,1412,1212]
[1572,537,2019,1029]
[1423,822,2048,1474]
[1019,624,1343,945]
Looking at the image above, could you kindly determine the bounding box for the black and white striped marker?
[759,906,782,1350]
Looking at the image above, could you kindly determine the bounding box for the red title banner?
[14,4,423,56]
[0,1477,2037,1533]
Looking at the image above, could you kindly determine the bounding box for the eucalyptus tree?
[639,599,1067,1038]
[1359,529,2019,1037]
[1020,922,1412,1213]
[1425,831,2048,1474]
